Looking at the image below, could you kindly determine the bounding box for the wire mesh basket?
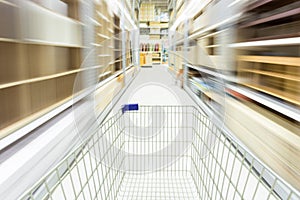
[20,105,300,200]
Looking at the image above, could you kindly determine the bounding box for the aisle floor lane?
[113,65,197,109]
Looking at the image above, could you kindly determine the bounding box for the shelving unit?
[235,0,300,108]
[0,0,138,140]
[0,0,83,132]
[139,20,168,65]
[170,0,300,193]
[139,1,169,66]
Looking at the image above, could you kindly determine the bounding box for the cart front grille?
[20,106,300,200]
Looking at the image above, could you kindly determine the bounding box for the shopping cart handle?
[122,104,139,113]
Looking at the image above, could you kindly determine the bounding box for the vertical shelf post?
[121,0,126,84]
[183,0,190,88]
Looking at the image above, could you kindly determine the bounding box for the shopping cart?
[20,105,299,200]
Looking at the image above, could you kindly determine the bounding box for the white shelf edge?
[99,71,112,78]
[108,28,114,33]
[96,11,110,23]
[187,63,238,82]
[229,37,300,48]
[0,0,18,7]
[98,54,111,57]
[0,38,84,48]
[0,65,106,90]
[0,38,21,43]
[0,69,80,90]
[227,85,300,121]
[89,17,102,27]
[205,45,221,48]
[91,43,103,47]
[97,33,110,39]
[24,39,84,48]
[197,29,227,40]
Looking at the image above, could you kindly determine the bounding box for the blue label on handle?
[122,104,139,113]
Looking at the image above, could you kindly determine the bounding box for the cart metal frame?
[20,106,300,200]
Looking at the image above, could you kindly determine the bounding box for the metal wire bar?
[20,106,300,200]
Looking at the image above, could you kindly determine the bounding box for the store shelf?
[240,2,300,28]
[0,64,108,90]
[98,54,111,57]
[98,71,112,79]
[238,56,300,67]
[97,11,109,22]
[0,96,73,142]
[89,17,102,26]
[205,45,220,48]
[23,39,85,48]
[0,0,18,7]
[242,83,300,106]
[227,84,300,121]
[241,69,300,82]
[190,79,224,104]
[108,28,114,33]
[0,38,21,43]
[244,0,274,12]
[230,37,300,48]
[246,32,300,42]
[0,38,85,48]
[91,43,103,47]
[97,33,110,39]
[108,60,122,65]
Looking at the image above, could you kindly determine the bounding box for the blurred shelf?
[112,36,121,40]
[241,69,300,82]
[246,32,300,42]
[242,83,300,106]
[108,28,114,33]
[91,43,103,47]
[205,45,220,48]
[0,69,79,90]
[230,37,300,48]
[149,33,168,35]
[108,59,122,65]
[190,79,224,104]
[187,64,224,79]
[0,0,18,7]
[228,84,300,121]
[98,54,111,57]
[0,65,106,90]
[238,56,300,67]
[112,24,121,30]
[97,11,109,22]
[0,96,73,143]
[0,37,20,43]
[97,33,110,39]
[140,51,161,53]
[0,38,84,48]
[240,2,300,28]
[23,39,85,48]
[98,71,112,79]
[197,29,227,39]
[89,17,102,26]
[244,0,274,12]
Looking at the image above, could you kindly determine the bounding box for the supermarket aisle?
[113,65,197,109]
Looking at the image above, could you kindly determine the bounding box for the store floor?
[113,64,197,110]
